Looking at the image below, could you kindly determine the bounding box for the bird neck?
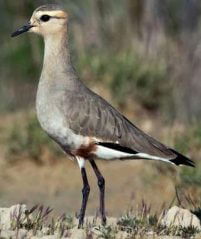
[41,29,77,84]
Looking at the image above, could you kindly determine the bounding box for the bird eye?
[40,15,50,22]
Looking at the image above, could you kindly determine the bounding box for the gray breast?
[36,79,85,152]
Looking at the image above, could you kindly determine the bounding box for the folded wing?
[64,85,194,167]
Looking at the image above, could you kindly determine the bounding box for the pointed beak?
[11,22,34,37]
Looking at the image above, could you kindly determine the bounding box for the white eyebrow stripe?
[36,10,67,19]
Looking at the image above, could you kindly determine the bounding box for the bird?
[11,4,195,228]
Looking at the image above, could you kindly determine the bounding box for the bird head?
[11,4,68,37]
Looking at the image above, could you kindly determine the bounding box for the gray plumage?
[64,84,175,158]
[11,3,195,228]
[35,4,65,12]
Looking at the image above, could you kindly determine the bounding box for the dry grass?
[5,203,201,238]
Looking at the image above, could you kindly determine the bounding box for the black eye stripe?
[40,15,50,22]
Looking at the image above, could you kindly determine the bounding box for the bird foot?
[101,216,107,226]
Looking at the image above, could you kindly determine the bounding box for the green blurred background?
[1,0,201,121]
[0,0,201,215]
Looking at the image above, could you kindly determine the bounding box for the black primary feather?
[169,149,195,167]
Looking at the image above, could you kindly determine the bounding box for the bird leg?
[90,159,107,225]
[78,167,90,228]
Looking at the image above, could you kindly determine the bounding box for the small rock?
[0,208,11,230]
[10,204,27,217]
[42,226,50,235]
[0,204,27,230]
[161,206,201,229]
[0,229,16,238]
[36,230,44,237]
[27,230,34,238]
[18,228,28,238]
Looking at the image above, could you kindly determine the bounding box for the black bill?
[11,22,34,37]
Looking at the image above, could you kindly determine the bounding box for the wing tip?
[169,149,195,168]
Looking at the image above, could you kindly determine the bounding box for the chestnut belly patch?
[75,142,97,158]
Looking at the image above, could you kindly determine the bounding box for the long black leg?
[90,159,106,225]
[78,167,90,228]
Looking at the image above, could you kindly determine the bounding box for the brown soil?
[0,157,178,217]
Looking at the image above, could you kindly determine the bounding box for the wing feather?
[64,86,175,159]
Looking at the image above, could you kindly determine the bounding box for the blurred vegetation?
[1,0,201,122]
[5,114,62,165]
[174,123,201,154]
[173,124,201,187]
[78,51,169,110]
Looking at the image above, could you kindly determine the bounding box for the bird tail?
[169,149,195,167]
[96,142,195,167]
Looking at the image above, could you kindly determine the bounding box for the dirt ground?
[0,156,178,217]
